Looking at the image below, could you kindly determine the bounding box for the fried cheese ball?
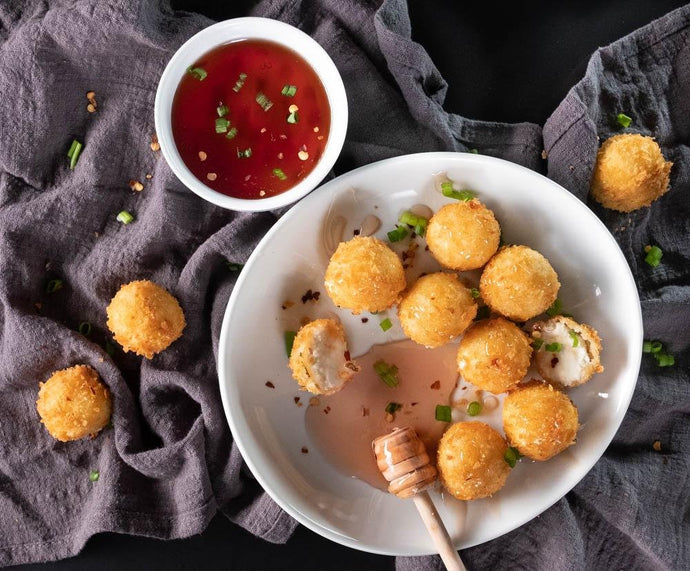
[398,272,477,348]
[437,421,512,500]
[502,381,579,461]
[531,316,604,388]
[324,236,406,315]
[457,317,532,394]
[480,245,560,322]
[36,365,112,442]
[106,280,186,359]
[426,200,501,271]
[288,318,359,395]
[591,134,672,212]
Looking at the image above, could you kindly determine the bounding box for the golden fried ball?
[437,421,512,500]
[288,318,359,395]
[502,381,579,461]
[398,272,477,348]
[106,280,186,359]
[479,245,560,322]
[36,365,112,442]
[591,134,672,212]
[457,317,532,394]
[426,200,501,270]
[324,236,406,315]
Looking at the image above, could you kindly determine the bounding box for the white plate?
[217,152,642,555]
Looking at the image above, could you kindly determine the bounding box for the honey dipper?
[373,427,465,571]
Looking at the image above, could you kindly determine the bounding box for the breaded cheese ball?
[288,318,359,395]
[426,200,501,270]
[437,421,512,500]
[398,272,477,348]
[503,381,579,461]
[457,317,532,394]
[106,280,186,359]
[324,236,406,314]
[531,316,604,388]
[591,134,672,212]
[36,365,112,442]
[480,245,560,322]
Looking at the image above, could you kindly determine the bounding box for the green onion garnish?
[284,331,297,358]
[467,148,479,154]
[273,168,287,181]
[616,113,632,128]
[226,261,243,272]
[569,331,580,347]
[532,338,544,350]
[435,405,452,422]
[474,306,490,321]
[281,85,298,97]
[67,139,83,170]
[45,279,63,293]
[467,401,482,416]
[255,92,273,111]
[187,66,207,81]
[78,322,92,337]
[225,127,238,139]
[237,147,252,159]
[399,211,428,237]
[89,469,100,482]
[232,73,247,92]
[546,298,563,317]
[116,210,134,224]
[545,342,562,352]
[217,104,229,117]
[380,318,393,332]
[215,117,231,133]
[385,402,402,415]
[373,359,400,387]
[644,245,663,267]
[441,181,475,201]
[642,340,652,353]
[387,225,409,242]
[654,352,675,367]
[287,111,299,124]
[504,447,520,468]
[650,341,663,353]
[471,288,480,299]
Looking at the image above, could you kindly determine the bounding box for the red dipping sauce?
[171,39,331,200]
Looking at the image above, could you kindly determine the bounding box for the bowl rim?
[154,17,348,212]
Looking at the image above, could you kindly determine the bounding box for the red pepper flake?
[361,317,369,323]
[411,402,419,406]
[344,350,351,361]
[301,447,309,454]
[265,381,275,389]
[551,357,559,368]
[301,289,320,303]
[430,380,441,390]
[323,406,331,414]
[294,396,302,406]
[424,245,430,251]
[361,406,369,417]
[281,300,294,310]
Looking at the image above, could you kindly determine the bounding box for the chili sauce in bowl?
[172,39,331,200]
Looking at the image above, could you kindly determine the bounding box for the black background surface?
[10,1,687,569]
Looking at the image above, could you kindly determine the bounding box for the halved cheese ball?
[288,318,358,395]
[398,272,477,348]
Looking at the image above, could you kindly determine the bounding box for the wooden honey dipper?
[373,426,465,571]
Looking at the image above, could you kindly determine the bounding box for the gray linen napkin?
[0,0,688,569]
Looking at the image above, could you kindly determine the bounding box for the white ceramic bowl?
[154,17,348,212]
[217,152,643,555]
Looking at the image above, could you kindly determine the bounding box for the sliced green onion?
[89,469,100,482]
[116,210,134,224]
[215,117,231,133]
[226,261,243,272]
[78,322,92,337]
[532,338,544,350]
[187,66,207,81]
[287,111,299,124]
[435,405,452,422]
[650,340,663,353]
[474,305,490,321]
[441,181,476,201]
[281,85,297,97]
[642,340,652,353]
[255,92,273,111]
[237,147,252,158]
[471,288,480,299]
[387,225,409,242]
[546,298,563,317]
[644,245,663,267]
[467,401,482,416]
[385,402,402,414]
[68,139,83,170]
[654,352,674,367]
[272,168,287,181]
[373,359,400,387]
[232,73,247,92]
[45,279,63,293]
[616,113,632,128]
[569,331,579,347]
[545,342,562,353]
[380,318,393,332]
[225,127,238,139]
[284,331,297,358]
[399,211,428,236]
[217,104,229,117]
[504,447,520,468]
